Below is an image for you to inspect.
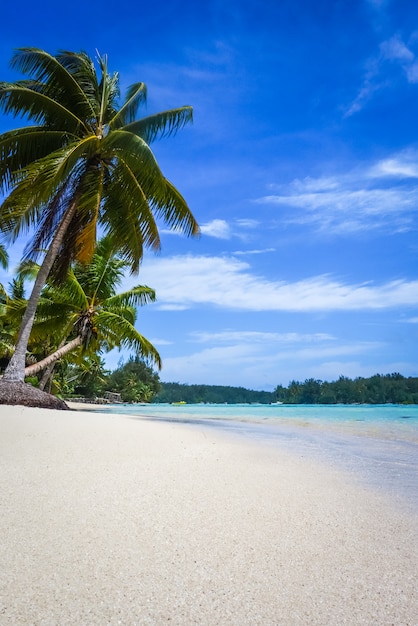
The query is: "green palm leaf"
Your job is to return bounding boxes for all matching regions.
[0,83,88,133]
[0,128,75,191]
[109,82,147,128]
[103,285,156,309]
[95,310,161,367]
[10,48,97,124]
[121,106,193,143]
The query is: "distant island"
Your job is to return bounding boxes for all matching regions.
[153,374,418,405]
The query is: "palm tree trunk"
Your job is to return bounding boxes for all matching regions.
[24,336,82,377]
[2,201,78,382]
[38,362,56,392]
[38,338,67,391]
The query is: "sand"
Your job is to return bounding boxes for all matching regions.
[0,405,417,625]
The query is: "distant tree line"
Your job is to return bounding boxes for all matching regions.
[275,373,418,405]
[22,360,417,405]
[71,371,418,404]
[153,383,275,404]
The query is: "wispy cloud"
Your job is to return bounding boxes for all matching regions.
[368,149,418,178]
[200,218,261,240]
[256,153,418,235]
[148,337,173,346]
[235,219,259,229]
[158,339,383,387]
[346,34,418,115]
[190,330,335,344]
[233,248,276,256]
[136,254,418,312]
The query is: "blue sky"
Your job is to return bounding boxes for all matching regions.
[1,0,418,390]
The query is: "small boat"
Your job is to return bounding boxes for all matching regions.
[171,401,187,405]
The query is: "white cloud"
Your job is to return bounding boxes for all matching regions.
[380,36,414,63]
[190,330,335,344]
[158,340,383,387]
[199,218,263,241]
[136,254,418,312]
[156,304,189,311]
[346,34,418,115]
[369,151,418,178]
[256,157,418,235]
[406,61,418,83]
[235,219,259,229]
[233,248,276,256]
[149,337,173,346]
[200,219,231,239]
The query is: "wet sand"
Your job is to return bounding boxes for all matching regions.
[0,404,417,625]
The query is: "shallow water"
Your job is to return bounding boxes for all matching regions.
[87,403,418,513]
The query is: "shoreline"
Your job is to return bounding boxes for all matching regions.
[1,404,417,625]
[68,400,418,515]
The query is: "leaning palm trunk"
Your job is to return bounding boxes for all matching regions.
[2,202,78,382]
[25,335,82,377]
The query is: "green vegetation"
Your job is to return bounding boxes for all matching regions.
[0,237,160,391]
[0,48,198,396]
[275,374,418,404]
[153,375,418,404]
[45,356,160,403]
[105,357,161,403]
[153,382,275,404]
[21,237,160,382]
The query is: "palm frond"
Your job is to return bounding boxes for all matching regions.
[29,307,77,343]
[103,285,156,309]
[14,177,72,256]
[1,138,99,251]
[16,258,40,282]
[0,82,88,133]
[108,82,147,128]
[75,253,125,301]
[120,106,193,143]
[43,269,89,310]
[0,127,75,192]
[153,177,200,237]
[101,170,157,270]
[56,50,100,117]
[72,166,104,265]
[2,296,27,317]
[96,53,120,126]
[95,310,161,368]
[10,48,97,125]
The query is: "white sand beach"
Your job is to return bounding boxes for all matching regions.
[0,404,417,625]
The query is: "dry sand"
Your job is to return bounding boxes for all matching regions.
[0,405,417,626]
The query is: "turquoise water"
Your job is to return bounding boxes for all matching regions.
[93,402,418,443]
[88,403,418,512]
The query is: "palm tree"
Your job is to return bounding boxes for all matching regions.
[7,238,161,385]
[0,48,198,396]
